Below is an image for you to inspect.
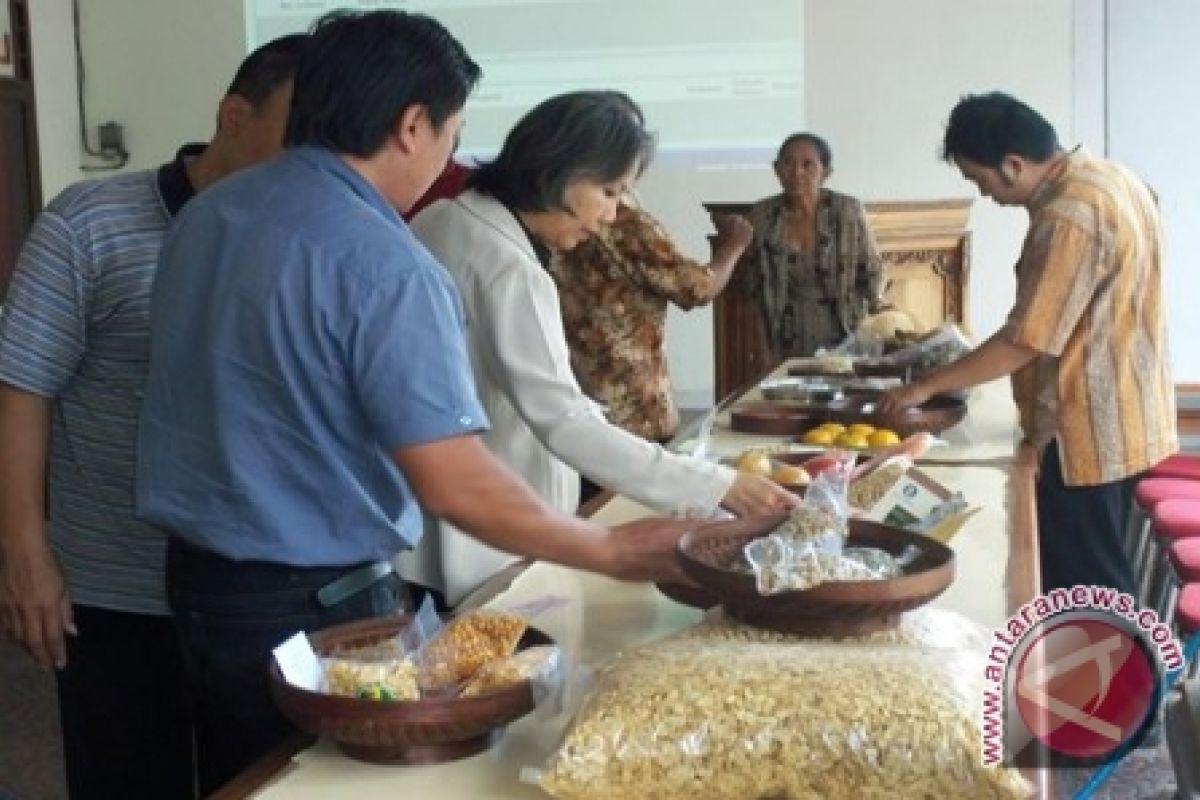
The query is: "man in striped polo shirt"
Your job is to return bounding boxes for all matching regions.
[0,35,306,799]
[882,92,1177,597]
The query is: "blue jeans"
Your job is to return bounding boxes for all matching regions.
[166,539,406,796]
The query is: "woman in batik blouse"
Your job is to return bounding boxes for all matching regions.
[550,204,751,443]
[744,132,886,358]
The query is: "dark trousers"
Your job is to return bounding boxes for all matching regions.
[1037,442,1140,596]
[166,540,406,796]
[55,605,195,800]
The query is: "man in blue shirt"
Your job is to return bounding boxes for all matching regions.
[137,10,693,792]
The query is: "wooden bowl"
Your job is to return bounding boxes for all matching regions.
[269,615,552,765]
[655,581,720,610]
[677,516,954,636]
[824,393,967,437]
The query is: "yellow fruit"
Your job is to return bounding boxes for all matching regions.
[735,450,773,476]
[834,431,870,450]
[772,464,810,486]
[802,428,836,447]
[817,422,846,436]
[847,422,876,438]
[868,429,901,448]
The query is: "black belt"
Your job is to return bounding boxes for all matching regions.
[168,538,396,608]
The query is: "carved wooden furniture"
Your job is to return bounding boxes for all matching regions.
[705,198,972,401]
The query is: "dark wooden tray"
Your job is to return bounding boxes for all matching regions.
[824,393,968,437]
[729,401,820,435]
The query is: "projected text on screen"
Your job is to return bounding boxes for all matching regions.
[248,0,804,156]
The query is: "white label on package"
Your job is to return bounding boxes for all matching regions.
[865,470,949,530]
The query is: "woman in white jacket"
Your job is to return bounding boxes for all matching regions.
[403,91,796,603]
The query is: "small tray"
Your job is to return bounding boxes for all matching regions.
[823,394,968,437]
[759,377,844,404]
[729,402,821,435]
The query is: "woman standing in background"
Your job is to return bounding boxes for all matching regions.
[744,132,886,357]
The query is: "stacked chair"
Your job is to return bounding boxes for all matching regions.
[1129,456,1200,627]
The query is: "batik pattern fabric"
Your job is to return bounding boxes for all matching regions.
[550,203,713,441]
[743,189,885,358]
[1002,148,1177,485]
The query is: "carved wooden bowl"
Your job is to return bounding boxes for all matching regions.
[677,516,955,636]
[269,615,552,765]
[824,393,968,437]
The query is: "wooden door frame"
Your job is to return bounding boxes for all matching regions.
[0,0,43,297]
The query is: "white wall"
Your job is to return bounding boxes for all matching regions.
[29,0,245,198]
[1105,0,1200,382]
[27,0,81,197]
[650,0,1077,406]
[37,1,1188,402]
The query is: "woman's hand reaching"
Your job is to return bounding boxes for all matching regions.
[720,471,800,518]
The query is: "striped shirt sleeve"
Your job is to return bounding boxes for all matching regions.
[0,210,92,397]
[1002,215,1105,357]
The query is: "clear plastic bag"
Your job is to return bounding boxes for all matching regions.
[416,607,529,692]
[320,594,443,701]
[743,452,900,593]
[879,322,973,370]
[536,609,1031,800]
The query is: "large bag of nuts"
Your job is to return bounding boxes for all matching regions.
[536,609,1030,800]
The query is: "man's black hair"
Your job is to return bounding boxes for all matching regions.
[471,90,655,212]
[226,33,308,108]
[286,10,481,157]
[942,92,1061,168]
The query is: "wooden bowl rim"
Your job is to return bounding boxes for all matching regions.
[268,615,551,721]
[676,515,955,604]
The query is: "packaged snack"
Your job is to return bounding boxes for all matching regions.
[460,645,561,697]
[417,609,527,691]
[323,656,419,701]
[537,611,1030,800]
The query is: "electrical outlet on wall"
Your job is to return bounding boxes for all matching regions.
[98,122,125,156]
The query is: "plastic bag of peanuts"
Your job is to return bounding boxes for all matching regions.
[532,607,1031,800]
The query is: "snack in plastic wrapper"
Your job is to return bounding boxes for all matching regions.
[417,609,527,691]
[538,610,1030,800]
[849,456,911,510]
[461,644,561,698]
[324,656,419,701]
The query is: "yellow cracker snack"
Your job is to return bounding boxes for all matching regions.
[540,612,1029,800]
[461,645,559,697]
[417,610,527,691]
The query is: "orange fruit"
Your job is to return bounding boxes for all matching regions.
[735,450,773,476]
[868,429,901,448]
[834,431,870,450]
[772,464,810,486]
[802,428,836,447]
